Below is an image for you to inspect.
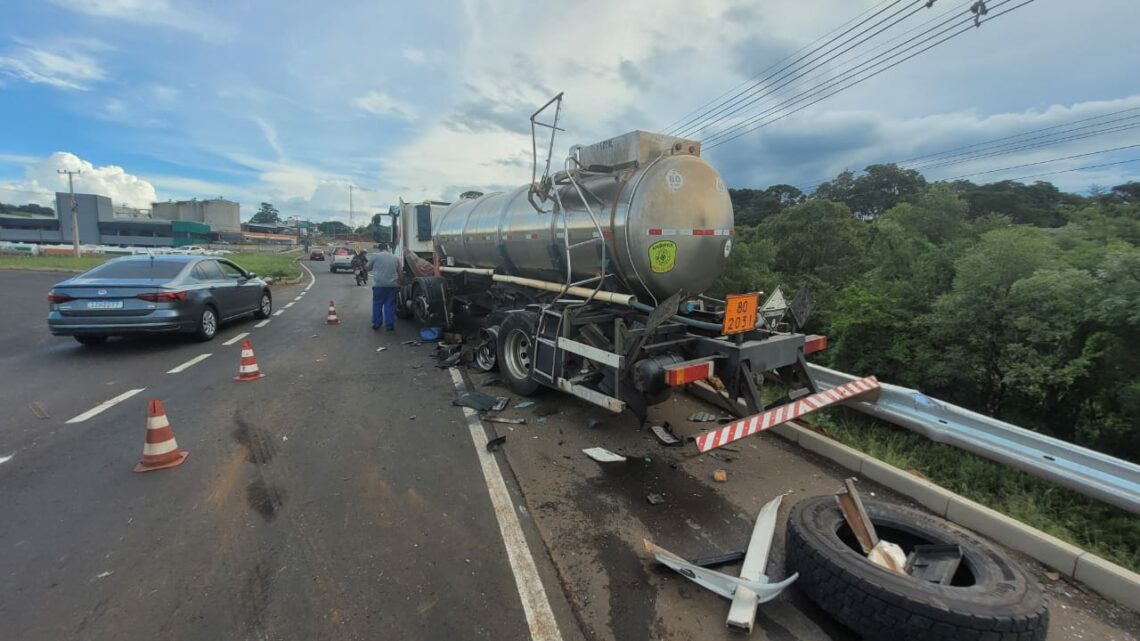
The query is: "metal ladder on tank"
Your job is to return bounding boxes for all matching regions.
[525,94,626,412]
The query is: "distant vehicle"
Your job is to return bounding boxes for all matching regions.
[329,247,354,273]
[47,255,272,345]
[309,249,326,261]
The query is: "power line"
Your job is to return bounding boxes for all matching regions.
[980,157,1140,183]
[660,0,897,133]
[669,0,918,138]
[688,0,968,140]
[944,143,1140,180]
[705,0,1037,150]
[793,106,1140,191]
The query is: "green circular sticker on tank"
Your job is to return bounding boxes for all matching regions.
[649,240,677,273]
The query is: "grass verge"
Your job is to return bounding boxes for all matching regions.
[0,252,301,280]
[816,411,1140,573]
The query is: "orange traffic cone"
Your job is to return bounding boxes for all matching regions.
[134,399,189,473]
[234,339,265,381]
[326,300,339,325]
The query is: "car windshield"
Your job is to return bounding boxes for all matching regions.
[80,260,186,280]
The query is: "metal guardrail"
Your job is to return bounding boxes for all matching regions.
[807,364,1140,515]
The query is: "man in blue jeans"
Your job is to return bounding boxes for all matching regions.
[366,243,402,331]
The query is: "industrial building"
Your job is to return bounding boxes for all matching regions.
[0,193,210,247]
[151,198,240,232]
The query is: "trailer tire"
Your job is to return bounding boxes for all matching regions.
[396,287,414,320]
[785,495,1048,641]
[497,311,540,396]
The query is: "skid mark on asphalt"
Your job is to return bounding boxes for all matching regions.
[233,415,276,464]
[246,478,285,521]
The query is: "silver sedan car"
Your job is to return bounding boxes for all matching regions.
[47,255,272,345]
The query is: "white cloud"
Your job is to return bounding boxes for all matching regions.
[0,152,157,208]
[402,47,447,66]
[0,41,107,91]
[48,0,222,35]
[352,91,415,120]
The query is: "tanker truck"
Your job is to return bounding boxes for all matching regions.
[387,97,826,425]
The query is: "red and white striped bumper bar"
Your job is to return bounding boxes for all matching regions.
[693,376,880,453]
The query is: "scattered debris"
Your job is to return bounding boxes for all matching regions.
[905,544,963,585]
[95,571,113,579]
[485,416,526,425]
[486,435,507,452]
[651,422,682,446]
[376,347,387,352]
[835,478,907,576]
[453,391,510,411]
[481,375,502,386]
[536,417,548,424]
[402,339,422,346]
[646,495,796,631]
[436,352,462,368]
[533,404,559,417]
[30,402,49,419]
[646,493,666,505]
[712,469,728,483]
[282,435,288,441]
[721,445,741,453]
[582,447,626,463]
[688,411,719,422]
[1044,571,1060,582]
[691,551,746,568]
[514,400,535,409]
[587,418,603,429]
[443,332,464,343]
[408,415,417,421]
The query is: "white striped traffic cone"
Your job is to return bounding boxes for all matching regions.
[326,300,339,325]
[134,399,189,473]
[234,338,265,381]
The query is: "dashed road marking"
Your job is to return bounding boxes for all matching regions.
[66,388,146,424]
[284,302,295,309]
[167,353,212,374]
[255,319,271,328]
[293,296,302,302]
[273,310,285,317]
[223,332,250,346]
[447,367,563,641]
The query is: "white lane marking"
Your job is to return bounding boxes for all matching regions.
[255,319,271,328]
[447,368,563,641]
[284,302,295,308]
[273,309,285,316]
[223,332,250,346]
[293,296,302,302]
[0,454,13,465]
[66,388,146,424]
[167,353,212,374]
[300,261,315,291]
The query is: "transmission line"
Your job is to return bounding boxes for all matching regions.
[704,0,1036,150]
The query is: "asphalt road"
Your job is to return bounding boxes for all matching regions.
[0,264,580,641]
[2,263,1137,641]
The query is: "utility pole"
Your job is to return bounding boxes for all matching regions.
[58,169,82,256]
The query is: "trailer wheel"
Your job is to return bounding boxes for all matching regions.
[395,287,414,320]
[497,311,540,396]
[785,495,1048,641]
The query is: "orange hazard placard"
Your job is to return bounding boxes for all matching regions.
[722,293,759,335]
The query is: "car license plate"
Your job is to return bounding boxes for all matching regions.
[87,300,124,309]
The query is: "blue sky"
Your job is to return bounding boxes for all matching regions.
[2,0,1138,224]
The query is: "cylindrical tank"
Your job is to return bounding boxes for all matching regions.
[433,152,734,303]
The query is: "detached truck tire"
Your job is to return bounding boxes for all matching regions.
[785,495,1048,641]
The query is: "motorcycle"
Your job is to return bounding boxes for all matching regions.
[354,264,368,286]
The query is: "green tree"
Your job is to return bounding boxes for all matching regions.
[814,163,926,219]
[250,202,280,224]
[316,220,350,235]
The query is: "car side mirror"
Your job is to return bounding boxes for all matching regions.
[246,272,257,279]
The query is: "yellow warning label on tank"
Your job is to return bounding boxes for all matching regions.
[649,240,677,273]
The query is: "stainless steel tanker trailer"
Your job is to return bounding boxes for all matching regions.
[386,97,829,429]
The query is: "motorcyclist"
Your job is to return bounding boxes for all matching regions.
[351,250,368,284]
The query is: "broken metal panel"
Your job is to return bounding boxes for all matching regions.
[693,376,881,452]
[644,539,798,602]
[726,494,786,631]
